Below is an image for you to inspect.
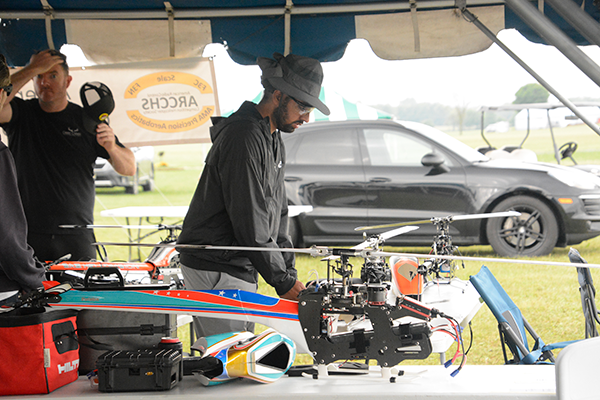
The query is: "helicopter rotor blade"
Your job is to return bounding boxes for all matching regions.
[61,224,182,230]
[353,226,420,250]
[93,242,332,257]
[366,250,600,269]
[321,226,420,260]
[380,225,420,241]
[354,219,431,232]
[354,211,521,231]
[450,211,520,221]
[93,241,600,269]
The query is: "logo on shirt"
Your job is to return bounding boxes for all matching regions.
[124,72,215,134]
[62,127,82,137]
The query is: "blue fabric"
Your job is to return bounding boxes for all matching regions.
[470,265,582,365]
[470,266,530,355]
[3,1,599,67]
[505,0,600,46]
[0,19,67,67]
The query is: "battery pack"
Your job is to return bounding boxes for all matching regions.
[96,349,181,392]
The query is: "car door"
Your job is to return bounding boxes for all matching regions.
[284,126,369,245]
[360,125,474,244]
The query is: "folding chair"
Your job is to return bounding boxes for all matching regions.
[470,265,579,364]
[569,247,600,338]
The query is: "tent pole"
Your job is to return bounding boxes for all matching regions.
[165,2,175,58]
[40,0,55,49]
[410,0,421,53]
[547,109,561,164]
[543,0,600,48]
[504,0,600,90]
[519,109,530,148]
[284,0,293,55]
[460,7,600,137]
[2,1,506,20]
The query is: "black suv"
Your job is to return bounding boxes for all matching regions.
[283,120,600,257]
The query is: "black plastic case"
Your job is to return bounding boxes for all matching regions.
[96,349,181,392]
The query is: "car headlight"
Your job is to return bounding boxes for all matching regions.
[548,168,600,190]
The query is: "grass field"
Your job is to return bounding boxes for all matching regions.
[93,122,600,366]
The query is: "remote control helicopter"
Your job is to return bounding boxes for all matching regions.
[9,211,600,381]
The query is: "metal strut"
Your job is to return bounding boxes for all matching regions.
[459,6,600,137]
[544,0,600,47]
[504,0,600,90]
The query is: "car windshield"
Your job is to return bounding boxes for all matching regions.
[399,121,488,163]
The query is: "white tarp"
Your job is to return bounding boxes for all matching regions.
[65,20,212,65]
[355,6,504,60]
[11,57,219,146]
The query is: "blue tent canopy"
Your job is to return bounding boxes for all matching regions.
[1,1,598,67]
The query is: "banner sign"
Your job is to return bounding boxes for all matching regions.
[13,57,219,147]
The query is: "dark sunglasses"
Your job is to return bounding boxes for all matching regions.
[288,95,315,115]
[1,83,12,96]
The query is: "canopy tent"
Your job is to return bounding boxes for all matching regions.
[3,0,600,138]
[1,0,599,68]
[311,87,394,122]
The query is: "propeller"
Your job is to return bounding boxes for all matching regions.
[354,211,521,232]
[321,225,419,261]
[92,241,600,269]
[94,241,333,257]
[60,224,182,230]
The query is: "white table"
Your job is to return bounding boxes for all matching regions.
[99,206,188,261]
[99,205,313,261]
[5,365,556,400]
[100,205,313,220]
[100,206,190,220]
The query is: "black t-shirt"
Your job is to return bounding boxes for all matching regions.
[2,98,113,234]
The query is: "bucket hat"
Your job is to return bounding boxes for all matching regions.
[258,53,330,115]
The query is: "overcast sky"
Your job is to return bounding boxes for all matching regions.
[64,29,600,113]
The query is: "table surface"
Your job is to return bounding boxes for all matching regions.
[100,206,190,218]
[5,365,557,400]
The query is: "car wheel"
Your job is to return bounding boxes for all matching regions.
[288,217,303,247]
[142,164,155,192]
[486,195,559,257]
[125,170,140,195]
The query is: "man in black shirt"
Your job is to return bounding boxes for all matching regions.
[0,49,135,262]
[177,53,330,337]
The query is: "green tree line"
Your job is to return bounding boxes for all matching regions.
[373,84,598,131]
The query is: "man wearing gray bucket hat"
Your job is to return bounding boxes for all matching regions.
[178,53,329,337]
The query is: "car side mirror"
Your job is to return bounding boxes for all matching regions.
[421,152,450,175]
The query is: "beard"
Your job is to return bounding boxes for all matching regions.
[273,96,303,133]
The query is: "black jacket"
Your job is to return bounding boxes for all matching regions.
[177,102,297,296]
[0,141,45,293]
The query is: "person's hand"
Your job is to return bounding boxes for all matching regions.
[280,279,306,301]
[95,123,117,150]
[28,50,65,75]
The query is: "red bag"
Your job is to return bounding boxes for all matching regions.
[0,308,79,395]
